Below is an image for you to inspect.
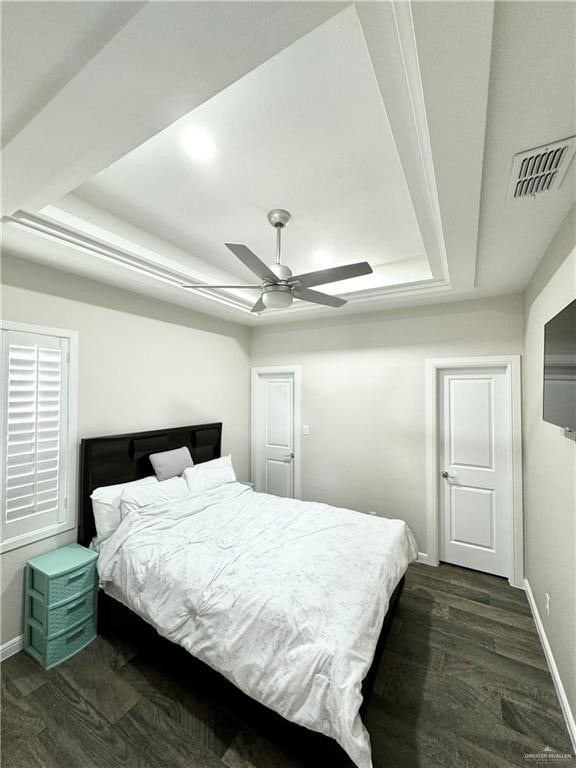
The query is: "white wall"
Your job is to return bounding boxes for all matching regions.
[523,205,576,726]
[251,294,524,551]
[0,255,251,646]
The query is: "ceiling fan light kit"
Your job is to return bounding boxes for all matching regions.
[181,209,373,312]
[262,284,293,309]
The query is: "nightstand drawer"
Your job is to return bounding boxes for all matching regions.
[31,562,97,606]
[26,615,96,670]
[25,545,99,670]
[29,587,96,637]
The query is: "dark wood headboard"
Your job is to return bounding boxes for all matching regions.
[78,423,222,546]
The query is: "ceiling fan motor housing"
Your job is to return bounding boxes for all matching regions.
[268,263,292,281]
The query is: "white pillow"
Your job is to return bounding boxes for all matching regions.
[120,476,189,517]
[183,455,236,496]
[91,476,157,541]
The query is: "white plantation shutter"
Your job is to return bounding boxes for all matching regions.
[1,325,78,552]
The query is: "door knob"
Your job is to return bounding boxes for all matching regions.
[284,452,294,462]
[441,471,449,479]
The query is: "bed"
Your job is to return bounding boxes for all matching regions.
[78,423,417,768]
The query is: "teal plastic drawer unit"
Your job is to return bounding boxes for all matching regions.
[24,544,98,669]
[29,586,96,637]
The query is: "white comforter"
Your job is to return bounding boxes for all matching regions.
[97,483,417,767]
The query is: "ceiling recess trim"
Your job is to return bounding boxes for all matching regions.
[3,211,253,313]
[390,1,449,284]
[356,1,449,286]
[4,210,450,320]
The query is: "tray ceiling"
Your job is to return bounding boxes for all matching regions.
[3,1,573,325]
[73,7,428,294]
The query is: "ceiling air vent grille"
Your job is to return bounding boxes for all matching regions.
[507,136,576,200]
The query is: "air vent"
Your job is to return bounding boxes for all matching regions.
[507,136,576,200]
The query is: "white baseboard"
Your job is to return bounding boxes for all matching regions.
[416,552,436,565]
[0,634,23,662]
[524,578,576,752]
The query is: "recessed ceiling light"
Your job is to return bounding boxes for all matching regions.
[181,128,217,163]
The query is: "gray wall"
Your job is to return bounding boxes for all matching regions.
[523,205,576,722]
[0,255,251,646]
[251,294,525,550]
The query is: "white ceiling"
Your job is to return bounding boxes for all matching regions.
[1,1,141,146]
[74,7,428,293]
[1,1,575,325]
[475,1,576,293]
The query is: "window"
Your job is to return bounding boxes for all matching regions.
[0,322,78,552]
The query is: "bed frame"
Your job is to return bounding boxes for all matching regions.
[78,423,404,763]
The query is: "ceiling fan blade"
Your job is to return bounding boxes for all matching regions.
[250,296,266,313]
[225,243,278,282]
[293,286,346,308]
[290,261,372,288]
[181,284,261,289]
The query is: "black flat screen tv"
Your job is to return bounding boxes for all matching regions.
[543,298,576,431]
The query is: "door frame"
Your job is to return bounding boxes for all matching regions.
[251,365,302,499]
[425,355,523,588]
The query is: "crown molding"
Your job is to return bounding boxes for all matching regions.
[4,210,451,323]
[3,210,254,315]
[356,1,449,286]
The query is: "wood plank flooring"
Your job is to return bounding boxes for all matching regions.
[2,563,574,768]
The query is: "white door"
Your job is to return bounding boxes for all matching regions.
[252,368,300,497]
[439,368,511,576]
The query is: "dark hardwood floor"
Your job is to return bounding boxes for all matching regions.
[2,563,574,768]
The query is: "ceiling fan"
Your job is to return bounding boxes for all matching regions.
[181,209,373,312]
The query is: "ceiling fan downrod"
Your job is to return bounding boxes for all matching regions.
[267,208,291,266]
[276,226,281,265]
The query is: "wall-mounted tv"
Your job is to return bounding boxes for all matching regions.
[543,297,576,431]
